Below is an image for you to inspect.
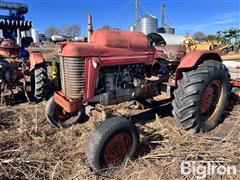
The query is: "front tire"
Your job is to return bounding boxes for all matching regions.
[45,96,83,128]
[86,117,139,171]
[172,60,230,132]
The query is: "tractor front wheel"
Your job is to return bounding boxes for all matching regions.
[45,96,84,128]
[86,117,139,170]
[172,60,230,132]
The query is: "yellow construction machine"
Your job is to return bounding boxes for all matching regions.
[183,36,215,52]
[183,36,237,56]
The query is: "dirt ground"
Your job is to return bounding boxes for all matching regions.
[0,100,239,180]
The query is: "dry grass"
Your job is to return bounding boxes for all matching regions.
[0,102,239,180]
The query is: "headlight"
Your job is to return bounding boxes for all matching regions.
[92,58,99,69]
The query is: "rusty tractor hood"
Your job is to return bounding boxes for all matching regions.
[59,30,154,57]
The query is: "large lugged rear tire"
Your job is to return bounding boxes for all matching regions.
[86,117,139,171]
[33,63,48,100]
[172,60,230,132]
[45,96,84,128]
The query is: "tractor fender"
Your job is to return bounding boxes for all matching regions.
[175,51,222,84]
[29,51,45,71]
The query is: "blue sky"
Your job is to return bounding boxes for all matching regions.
[3,0,240,36]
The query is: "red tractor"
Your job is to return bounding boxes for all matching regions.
[45,29,230,170]
[0,39,48,104]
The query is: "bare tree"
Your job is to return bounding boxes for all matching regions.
[99,25,121,31]
[184,30,192,37]
[206,34,217,41]
[45,26,60,36]
[62,25,81,37]
[101,24,112,30]
[113,27,121,30]
[193,31,206,42]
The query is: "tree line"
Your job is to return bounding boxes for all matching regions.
[45,24,224,43]
[186,31,221,42]
[45,25,81,37]
[45,24,120,37]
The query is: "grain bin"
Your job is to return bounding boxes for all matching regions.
[158,25,175,34]
[135,14,158,35]
[129,25,135,32]
[25,30,31,37]
[31,28,39,43]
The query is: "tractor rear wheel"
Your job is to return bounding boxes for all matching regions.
[45,96,84,128]
[32,63,49,100]
[86,117,139,170]
[172,60,230,132]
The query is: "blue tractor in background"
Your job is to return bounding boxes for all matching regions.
[0,0,33,58]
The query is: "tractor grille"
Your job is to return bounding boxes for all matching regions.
[60,57,85,99]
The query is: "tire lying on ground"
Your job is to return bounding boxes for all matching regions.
[172,60,230,133]
[45,96,84,128]
[86,116,139,171]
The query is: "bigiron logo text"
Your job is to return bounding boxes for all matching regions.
[180,161,237,179]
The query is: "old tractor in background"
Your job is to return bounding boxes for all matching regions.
[0,39,48,105]
[183,31,240,58]
[217,29,240,49]
[183,36,215,52]
[0,1,49,104]
[45,19,230,170]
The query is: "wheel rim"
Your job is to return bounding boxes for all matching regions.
[200,80,222,117]
[54,105,77,123]
[103,132,132,165]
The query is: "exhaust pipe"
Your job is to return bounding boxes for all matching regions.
[87,13,93,42]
